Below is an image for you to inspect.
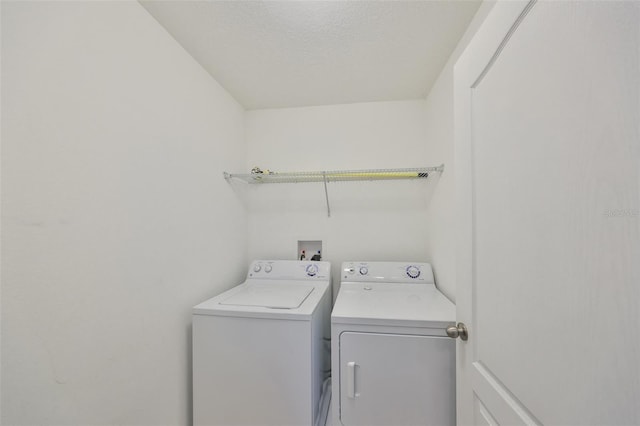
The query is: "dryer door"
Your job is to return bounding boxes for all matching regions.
[339,332,455,426]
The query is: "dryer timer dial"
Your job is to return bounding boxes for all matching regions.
[406,266,421,279]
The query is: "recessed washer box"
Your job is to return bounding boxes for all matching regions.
[297,240,322,260]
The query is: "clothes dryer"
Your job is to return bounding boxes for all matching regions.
[193,260,331,426]
[331,261,455,426]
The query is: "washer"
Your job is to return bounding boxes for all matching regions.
[331,261,456,426]
[193,260,331,426]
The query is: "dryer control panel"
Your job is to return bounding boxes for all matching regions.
[341,261,434,284]
[248,260,331,280]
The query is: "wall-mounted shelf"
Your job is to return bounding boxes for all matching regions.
[224,166,444,184]
[223,165,444,217]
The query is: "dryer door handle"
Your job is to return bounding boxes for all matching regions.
[347,361,357,398]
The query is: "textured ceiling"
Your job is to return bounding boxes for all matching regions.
[139,1,481,110]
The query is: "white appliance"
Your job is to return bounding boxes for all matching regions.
[193,260,332,426]
[331,261,456,426]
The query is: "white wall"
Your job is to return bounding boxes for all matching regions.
[244,100,437,293]
[422,1,495,301]
[1,2,246,424]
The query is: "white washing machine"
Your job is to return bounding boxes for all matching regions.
[193,260,332,426]
[331,261,456,426]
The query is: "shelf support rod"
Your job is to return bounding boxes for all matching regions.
[322,171,331,218]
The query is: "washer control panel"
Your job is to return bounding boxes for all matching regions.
[341,261,434,284]
[248,260,330,280]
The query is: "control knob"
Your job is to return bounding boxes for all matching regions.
[406,266,421,279]
[253,264,262,273]
[306,264,318,277]
[359,266,368,275]
[264,264,272,273]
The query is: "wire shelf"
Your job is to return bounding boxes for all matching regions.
[223,165,444,217]
[224,165,444,184]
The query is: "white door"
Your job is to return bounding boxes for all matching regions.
[339,332,455,425]
[454,1,639,425]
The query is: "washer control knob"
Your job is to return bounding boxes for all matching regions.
[253,264,262,273]
[264,264,272,273]
[306,264,318,277]
[359,266,368,275]
[406,266,421,279]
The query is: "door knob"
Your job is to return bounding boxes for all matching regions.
[446,322,468,341]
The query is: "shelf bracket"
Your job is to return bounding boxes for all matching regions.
[322,171,331,218]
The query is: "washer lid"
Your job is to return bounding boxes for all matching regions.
[219,283,315,309]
